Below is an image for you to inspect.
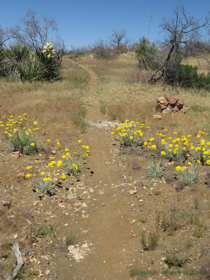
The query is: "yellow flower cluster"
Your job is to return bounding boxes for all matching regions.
[0,113,40,138]
[24,138,90,184]
[111,120,149,146]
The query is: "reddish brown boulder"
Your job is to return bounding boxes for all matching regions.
[157,97,169,106]
[172,106,179,112]
[160,104,168,110]
[166,96,177,105]
[176,99,184,108]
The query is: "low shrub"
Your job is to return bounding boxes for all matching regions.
[140,231,158,250]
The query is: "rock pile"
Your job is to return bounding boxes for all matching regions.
[156,96,188,113]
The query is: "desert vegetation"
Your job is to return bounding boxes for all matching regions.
[1,3,210,280]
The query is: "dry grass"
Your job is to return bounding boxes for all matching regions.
[0,59,90,146]
[73,55,210,135]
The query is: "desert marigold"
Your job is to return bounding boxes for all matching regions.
[25,173,31,178]
[62,175,66,180]
[72,163,78,169]
[175,166,182,171]
[161,151,165,156]
[57,160,62,167]
[31,143,35,146]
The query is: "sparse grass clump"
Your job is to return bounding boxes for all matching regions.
[140,231,158,250]
[165,249,190,268]
[37,225,55,237]
[65,231,77,245]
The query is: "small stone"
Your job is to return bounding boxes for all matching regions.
[89,188,94,193]
[12,151,21,158]
[64,224,68,226]
[153,115,162,119]
[99,191,104,195]
[46,269,50,275]
[14,233,18,239]
[17,172,25,179]
[22,257,27,262]
[67,205,72,210]
[129,190,137,194]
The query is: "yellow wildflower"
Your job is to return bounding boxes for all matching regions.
[57,160,62,167]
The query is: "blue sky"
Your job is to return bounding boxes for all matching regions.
[1,0,210,50]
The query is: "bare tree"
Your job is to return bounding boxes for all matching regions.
[109,28,130,49]
[9,10,59,54]
[148,3,210,84]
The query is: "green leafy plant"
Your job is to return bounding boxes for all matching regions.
[10,130,37,155]
[147,161,165,179]
[35,180,53,195]
[156,125,164,129]
[170,122,178,127]
[179,164,199,186]
[135,37,159,70]
[65,158,82,176]
[17,57,43,82]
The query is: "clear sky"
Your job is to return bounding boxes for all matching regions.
[1,0,210,50]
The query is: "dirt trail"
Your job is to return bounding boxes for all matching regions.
[71,61,101,122]
[56,61,135,279]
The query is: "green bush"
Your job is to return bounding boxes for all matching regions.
[94,49,113,60]
[165,54,210,90]
[17,57,43,82]
[135,37,159,70]
[0,42,61,82]
[7,44,29,62]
